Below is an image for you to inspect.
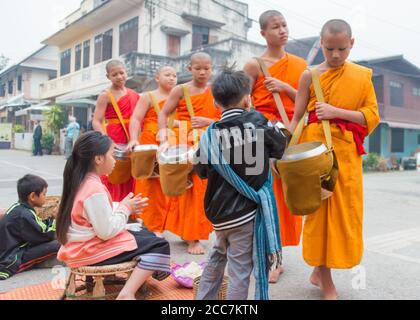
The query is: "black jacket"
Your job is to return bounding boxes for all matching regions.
[33,125,42,140]
[195,109,286,230]
[0,202,56,280]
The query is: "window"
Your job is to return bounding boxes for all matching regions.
[83,40,91,68]
[391,128,404,153]
[60,49,71,76]
[0,84,5,97]
[369,126,381,154]
[102,29,113,61]
[94,35,103,64]
[8,80,13,94]
[372,76,384,104]
[418,134,420,145]
[412,87,420,97]
[167,35,181,57]
[119,17,139,56]
[390,81,404,107]
[75,44,82,71]
[95,29,113,64]
[192,25,209,49]
[17,76,22,91]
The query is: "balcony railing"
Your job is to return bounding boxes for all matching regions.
[40,47,232,100]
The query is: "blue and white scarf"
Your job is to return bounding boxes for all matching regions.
[200,123,282,300]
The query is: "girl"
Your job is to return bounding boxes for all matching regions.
[56,132,171,300]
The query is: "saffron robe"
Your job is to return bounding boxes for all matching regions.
[134,99,169,233]
[164,88,221,241]
[252,53,307,246]
[301,61,380,268]
[101,88,139,202]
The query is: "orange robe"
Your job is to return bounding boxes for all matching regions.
[164,88,221,241]
[252,53,307,246]
[134,100,168,233]
[301,62,380,268]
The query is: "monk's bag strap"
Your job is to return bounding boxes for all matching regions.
[107,90,132,185]
[276,68,339,216]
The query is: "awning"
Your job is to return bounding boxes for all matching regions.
[384,121,420,130]
[0,94,25,110]
[56,83,109,103]
[57,99,97,107]
[15,103,51,117]
[161,26,190,37]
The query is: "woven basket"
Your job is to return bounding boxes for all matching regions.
[36,196,61,220]
[71,261,137,277]
[193,276,228,300]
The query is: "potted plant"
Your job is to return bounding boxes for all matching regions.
[44,105,66,154]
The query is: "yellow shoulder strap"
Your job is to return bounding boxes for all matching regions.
[310,69,332,150]
[255,57,290,128]
[181,84,199,145]
[148,91,177,130]
[107,90,130,141]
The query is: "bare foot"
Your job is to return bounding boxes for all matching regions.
[269,265,285,284]
[187,241,205,255]
[116,293,137,300]
[322,285,338,300]
[310,268,321,288]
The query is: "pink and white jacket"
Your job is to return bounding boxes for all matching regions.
[58,174,137,268]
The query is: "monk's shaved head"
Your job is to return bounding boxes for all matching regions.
[321,19,353,38]
[190,52,212,65]
[106,59,125,73]
[156,66,176,76]
[259,10,284,30]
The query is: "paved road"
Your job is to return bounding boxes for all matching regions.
[0,150,419,299]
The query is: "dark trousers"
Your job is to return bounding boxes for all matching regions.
[18,240,60,273]
[33,139,43,156]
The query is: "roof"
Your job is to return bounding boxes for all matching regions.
[286,36,324,65]
[357,55,420,78]
[0,46,52,77]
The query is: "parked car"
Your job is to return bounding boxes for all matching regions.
[402,156,417,170]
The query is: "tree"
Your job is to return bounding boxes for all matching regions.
[44,105,66,154]
[0,54,9,72]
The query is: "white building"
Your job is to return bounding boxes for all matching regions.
[39,0,262,125]
[0,46,58,130]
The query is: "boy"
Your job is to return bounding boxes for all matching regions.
[158,53,220,255]
[244,10,307,283]
[93,60,140,201]
[290,19,380,300]
[128,66,178,238]
[0,175,59,280]
[195,69,287,300]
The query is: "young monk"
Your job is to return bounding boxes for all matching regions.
[290,19,380,300]
[127,66,178,238]
[244,10,307,283]
[158,53,221,255]
[92,60,139,202]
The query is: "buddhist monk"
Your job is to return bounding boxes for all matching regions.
[244,10,307,283]
[128,66,178,238]
[290,19,380,300]
[158,52,220,255]
[93,60,139,201]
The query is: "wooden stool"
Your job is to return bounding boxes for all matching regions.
[63,261,142,300]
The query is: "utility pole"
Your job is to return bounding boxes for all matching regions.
[145,0,156,77]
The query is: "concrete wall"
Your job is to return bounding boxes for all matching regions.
[14,133,33,151]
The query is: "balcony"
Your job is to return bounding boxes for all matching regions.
[40,47,232,100]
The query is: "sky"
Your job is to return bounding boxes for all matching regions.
[1,0,419,68]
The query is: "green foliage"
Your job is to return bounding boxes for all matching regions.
[13,124,25,133]
[366,153,380,170]
[44,105,66,135]
[0,54,9,72]
[41,132,55,154]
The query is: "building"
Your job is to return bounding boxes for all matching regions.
[0,46,57,131]
[39,0,254,126]
[359,56,420,160]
